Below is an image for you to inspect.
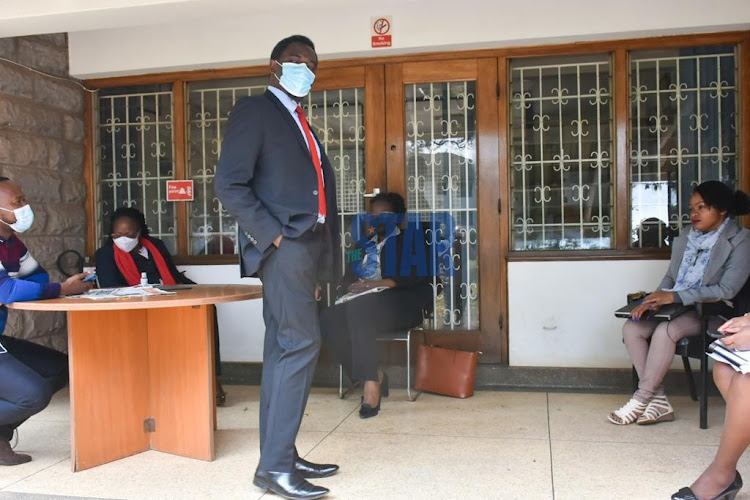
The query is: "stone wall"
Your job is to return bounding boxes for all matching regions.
[0,34,86,351]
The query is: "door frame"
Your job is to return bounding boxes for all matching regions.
[383,59,505,363]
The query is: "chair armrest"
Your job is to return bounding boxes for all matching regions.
[694,299,731,318]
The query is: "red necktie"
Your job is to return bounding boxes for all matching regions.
[295,105,326,219]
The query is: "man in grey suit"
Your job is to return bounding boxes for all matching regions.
[215,35,340,500]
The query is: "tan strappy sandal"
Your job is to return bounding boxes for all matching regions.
[637,394,674,425]
[608,398,648,425]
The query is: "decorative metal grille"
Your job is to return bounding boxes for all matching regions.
[630,47,738,248]
[96,85,176,253]
[187,77,268,256]
[509,56,614,251]
[302,88,366,276]
[405,81,478,330]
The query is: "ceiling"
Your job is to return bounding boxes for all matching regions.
[0,0,387,38]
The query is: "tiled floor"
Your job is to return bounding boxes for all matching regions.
[1,386,748,500]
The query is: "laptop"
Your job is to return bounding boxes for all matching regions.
[614,301,692,320]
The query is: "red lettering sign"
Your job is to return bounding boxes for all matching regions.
[371,17,392,48]
[166,180,194,201]
[371,35,392,48]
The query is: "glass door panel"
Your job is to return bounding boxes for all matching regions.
[404,81,479,330]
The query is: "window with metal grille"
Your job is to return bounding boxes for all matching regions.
[509,55,614,251]
[629,46,738,248]
[95,85,176,253]
[94,81,365,267]
[186,77,268,256]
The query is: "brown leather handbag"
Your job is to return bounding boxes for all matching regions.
[414,344,480,398]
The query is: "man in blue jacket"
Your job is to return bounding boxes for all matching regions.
[0,177,92,465]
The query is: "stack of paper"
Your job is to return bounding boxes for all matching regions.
[74,286,176,300]
[334,286,389,305]
[708,339,750,374]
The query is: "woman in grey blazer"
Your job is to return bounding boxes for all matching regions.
[609,181,750,426]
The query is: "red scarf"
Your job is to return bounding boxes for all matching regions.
[113,237,177,286]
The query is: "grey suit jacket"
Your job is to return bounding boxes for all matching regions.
[215,90,340,280]
[658,219,750,305]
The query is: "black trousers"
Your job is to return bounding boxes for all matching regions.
[320,285,431,382]
[256,228,325,472]
[0,336,68,441]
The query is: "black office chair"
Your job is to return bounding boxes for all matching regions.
[338,303,432,402]
[630,277,750,429]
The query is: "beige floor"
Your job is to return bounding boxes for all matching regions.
[0,386,748,500]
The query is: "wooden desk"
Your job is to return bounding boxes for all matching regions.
[8,284,262,471]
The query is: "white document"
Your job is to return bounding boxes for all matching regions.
[334,286,389,305]
[74,285,176,300]
[707,340,750,375]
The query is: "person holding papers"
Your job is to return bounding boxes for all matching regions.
[672,315,750,500]
[94,206,227,406]
[609,181,750,426]
[320,192,432,419]
[0,177,92,465]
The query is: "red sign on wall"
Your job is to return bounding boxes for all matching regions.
[371,16,392,48]
[166,180,194,201]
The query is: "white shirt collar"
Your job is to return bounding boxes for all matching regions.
[268,86,300,114]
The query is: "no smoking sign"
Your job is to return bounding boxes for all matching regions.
[371,16,392,48]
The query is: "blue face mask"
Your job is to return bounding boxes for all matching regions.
[274,60,316,98]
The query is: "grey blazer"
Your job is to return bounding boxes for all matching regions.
[215,90,340,280]
[658,219,750,305]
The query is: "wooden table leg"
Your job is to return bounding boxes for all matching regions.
[146,305,215,461]
[67,310,151,472]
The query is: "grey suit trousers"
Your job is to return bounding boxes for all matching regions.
[256,228,325,472]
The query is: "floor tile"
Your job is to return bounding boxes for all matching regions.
[217,386,359,433]
[0,493,114,499]
[5,386,744,500]
[549,393,726,446]
[335,390,550,440]
[0,421,70,490]
[3,430,328,500]
[551,439,750,500]
[307,432,552,500]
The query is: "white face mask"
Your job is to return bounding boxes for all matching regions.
[113,234,140,253]
[274,60,316,98]
[0,204,34,233]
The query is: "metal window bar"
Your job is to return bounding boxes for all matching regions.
[405,81,478,330]
[509,58,613,251]
[187,83,267,255]
[629,49,738,247]
[96,90,175,252]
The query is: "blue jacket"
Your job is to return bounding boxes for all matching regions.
[0,235,61,334]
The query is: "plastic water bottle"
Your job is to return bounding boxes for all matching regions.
[140,272,148,286]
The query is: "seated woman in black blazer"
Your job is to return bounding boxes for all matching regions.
[320,192,432,419]
[95,207,227,406]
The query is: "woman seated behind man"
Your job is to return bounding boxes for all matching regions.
[672,315,750,500]
[321,192,432,419]
[94,206,227,406]
[610,181,750,426]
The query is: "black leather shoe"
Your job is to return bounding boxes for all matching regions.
[294,456,339,479]
[359,371,389,419]
[671,471,743,500]
[253,469,329,499]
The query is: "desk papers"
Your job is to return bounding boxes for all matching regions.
[73,286,176,300]
[708,339,750,374]
[334,286,389,305]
